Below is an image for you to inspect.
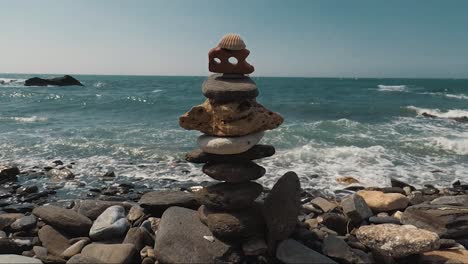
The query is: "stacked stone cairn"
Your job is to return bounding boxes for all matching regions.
[179,34,295,255]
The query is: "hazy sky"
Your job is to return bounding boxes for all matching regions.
[1,0,467,78]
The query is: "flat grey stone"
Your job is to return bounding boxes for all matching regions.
[202,73,258,102]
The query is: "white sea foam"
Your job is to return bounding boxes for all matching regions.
[0,116,49,123]
[377,85,407,92]
[445,93,468,100]
[406,106,468,119]
[430,136,468,155]
[0,78,26,87]
[152,89,163,93]
[93,82,106,88]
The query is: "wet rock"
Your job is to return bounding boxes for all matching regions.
[10,215,37,231]
[123,227,153,252]
[0,166,20,184]
[356,224,440,258]
[0,254,43,264]
[202,161,266,182]
[419,249,468,264]
[357,190,409,212]
[196,182,263,210]
[16,186,39,195]
[3,203,35,213]
[205,207,264,240]
[89,205,130,241]
[25,75,83,87]
[38,225,71,256]
[186,145,275,163]
[390,178,415,191]
[276,239,337,264]
[380,187,406,195]
[61,239,90,259]
[341,194,373,224]
[322,235,373,264]
[263,171,301,251]
[321,213,349,236]
[154,207,242,263]
[310,197,337,213]
[336,176,360,185]
[33,205,92,236]
[47,168,74,182]
[401,203,468,238]
[80,243,138,264]
[138,190,198,217]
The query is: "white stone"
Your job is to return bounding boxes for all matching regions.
[197,131,264,155]
[89,205,129,241]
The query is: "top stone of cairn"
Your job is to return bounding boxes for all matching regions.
[209,34,254,75]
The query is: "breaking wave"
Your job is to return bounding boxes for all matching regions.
[377,85,407,92]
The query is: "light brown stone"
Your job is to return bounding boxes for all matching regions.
[419,249,468,264]
[179,99,283,136]
[357,190,409,212]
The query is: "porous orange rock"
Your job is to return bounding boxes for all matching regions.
[179,99,283,136]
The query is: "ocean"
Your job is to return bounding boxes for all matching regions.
[1,74,467,197]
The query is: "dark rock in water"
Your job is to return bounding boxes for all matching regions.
[10,215,37,231]
[33,205,92,236]
[0,167,20,184]
[401,203,468,238]
[186,145,275,164]
[276,239,337,264]
[202,161,266,183]
[138,190,199,217]
[21,191,50,203]
[81,243,138,264]
[368,216,401,225]
[3,203,35,213]
[0,238,23,254]
[430,195,468,206]
[72,199,124,220]
[47,168,74,182]
[391,178,416,191]
[123,227,154,252]
[321,213,349,236]
[24,75,83,87]
[341,194,373,225]
[263,171,301,251]
[154,207,242,263]
[196,182,263,210]
[322,235,373,264]
[38,225,71,256]
[205,206,264,241]
[380,187,406,195]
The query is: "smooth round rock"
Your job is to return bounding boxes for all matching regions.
[205,207,264,241]
[202,161,266,183]
[89,205,130,241]
[196,182,263,210]
[197,131,264,155]
[202,73,258,102]
[186,145,275,164]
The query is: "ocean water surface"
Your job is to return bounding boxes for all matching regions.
[1,74,467,196]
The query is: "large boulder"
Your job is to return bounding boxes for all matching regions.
[138,190,199,216]
[154,207,242,263]
[38,225,71,256]
[80,243,138,264]
[401,203,468,238]
[24,75,83,87]
[33,205,92,236]
[263,171,301,251]
[356,224,440,258]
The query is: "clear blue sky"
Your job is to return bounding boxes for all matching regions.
[1,0,467,78]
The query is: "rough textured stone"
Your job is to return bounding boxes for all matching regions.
[357,190,409,212]
[202,73,257,102]
[276,239,337,264]
[61,239,90,259]
[419,249,468,264]
[208,48,254,75]
[263,171,301,250]
[89,205,130,241]
[80,243,138,264]
[186,144,275,164]
[197,131,264,154]
[401,203,468,238]
[154,207,242,263]
[202,161,266,183]
[33,206,92,236]
[123,227,153,252]
[341,194,373,224]
[356,224,440,258]
[181,99,283,137]
[72,200,124,220]
[138,190,198,217]
[322,235,372,264]
[310,197,337,213]
[196,182,263,210]
[205,207,264,240]
[38,225,71,256]
[0,255,43,264]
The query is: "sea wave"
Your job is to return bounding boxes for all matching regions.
[0,78,26,87]
[377,85,407,92]
[93,82,106,88]
[406,106,468,119]
[430,136,468,155]
[421,92,468,100]
[0,116,48,123]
